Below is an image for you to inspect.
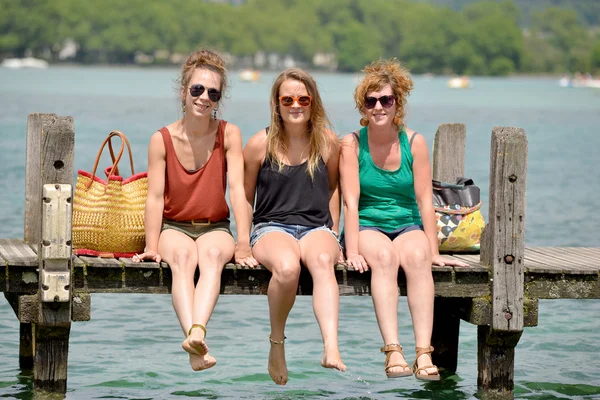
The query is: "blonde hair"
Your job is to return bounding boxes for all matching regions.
[268,68,336,179]
[179,50,227,109]
[354,59,413,129]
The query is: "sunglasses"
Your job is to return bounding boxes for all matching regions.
[279,95,312,108]
[189,84,222,102]
[364,95,395,109]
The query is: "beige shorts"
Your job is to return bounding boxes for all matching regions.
[161,219,232,241]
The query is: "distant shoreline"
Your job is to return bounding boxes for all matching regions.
[0,62,572,79]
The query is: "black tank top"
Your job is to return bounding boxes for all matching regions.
[253,155,333,228]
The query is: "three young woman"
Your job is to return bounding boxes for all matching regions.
[135,51,462,382]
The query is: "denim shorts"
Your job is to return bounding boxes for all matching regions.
[250,221,338,247]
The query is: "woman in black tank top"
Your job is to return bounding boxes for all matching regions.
[241,68,346,385]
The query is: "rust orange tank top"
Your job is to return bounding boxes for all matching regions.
[160,120,229,222]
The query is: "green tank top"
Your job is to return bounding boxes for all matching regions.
[357,126,422,231]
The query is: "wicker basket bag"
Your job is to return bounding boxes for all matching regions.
[73,131,148,258]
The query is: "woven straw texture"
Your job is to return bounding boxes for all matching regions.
[72,131,147,257]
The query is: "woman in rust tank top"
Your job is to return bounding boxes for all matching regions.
[242,68,346,385]
[133,50,256,372]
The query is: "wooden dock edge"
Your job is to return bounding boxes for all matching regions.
[6,114,596,399]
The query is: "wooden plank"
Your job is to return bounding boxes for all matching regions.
[78,256,123,267]
[523,250,585,274]
[432,123,466,182]
[529,247,598,268]
[526,248,597,273]
[551,247,600,262]
[534,247,600,270]
[0,238,37,266]
[483,126,527,332]
[525,273,599,299]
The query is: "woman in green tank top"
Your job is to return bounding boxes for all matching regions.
[339,59,468,381]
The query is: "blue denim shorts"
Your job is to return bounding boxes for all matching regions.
[250,221,338,247]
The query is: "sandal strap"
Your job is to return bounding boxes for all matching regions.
[414,365,439,376]
[415,345,434,359]
[385,362,410,372]
[269,334,286,345]
[380,343,403,353]
[188,323,206,338]
[413,345,439,375]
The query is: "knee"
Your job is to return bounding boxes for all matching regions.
[272,259,300,285]
[173,248,192,266]
[205,247,224,263]
[373,248,398,270]
[312,252,333,272]
[403,247,431,270]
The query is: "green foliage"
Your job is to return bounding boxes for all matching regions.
[0,0,597,75]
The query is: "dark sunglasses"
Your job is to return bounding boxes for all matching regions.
[279,95,312,108]
[365,95,395,109]
[189,84,222,102]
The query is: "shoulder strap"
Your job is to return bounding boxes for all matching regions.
[409,132,420,148]
[265,126,269,135]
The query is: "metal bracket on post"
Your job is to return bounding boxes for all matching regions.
[40,184,72,303]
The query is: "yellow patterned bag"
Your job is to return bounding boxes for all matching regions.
[433,178,485,253]
[73,131,148,258]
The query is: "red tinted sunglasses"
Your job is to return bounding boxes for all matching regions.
[365,95,395,109]
[279,95,312,108]
[189,84,222,102]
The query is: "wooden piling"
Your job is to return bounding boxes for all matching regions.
[430,123,466,373]
[24,113,75,393]
[478,126,528,398]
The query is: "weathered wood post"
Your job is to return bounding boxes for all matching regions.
[23,113,75,393]
[478,126,527,399]
[430,123,466,373]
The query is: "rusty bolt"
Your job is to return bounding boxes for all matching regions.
[505,312,512,320]
[504,254,514,264]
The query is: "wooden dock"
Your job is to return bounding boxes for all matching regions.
[2,114,598,399]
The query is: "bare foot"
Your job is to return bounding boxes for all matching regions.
[182,327,209,355]
[268,342,288,385]
[415,353,439,378]
[189,352,216,371]
[321,348,347,372]
[387,351,412,375]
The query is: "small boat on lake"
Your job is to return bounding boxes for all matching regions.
[447,76,471,89]
[240,69,260,82]
[1,57,49,69]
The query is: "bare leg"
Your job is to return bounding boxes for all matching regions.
[299,230,346,371]
[184,230,235,371]
[158,230,208,370]
[252,232,301,385]
[359,230,411,376]
[393,230,438,377]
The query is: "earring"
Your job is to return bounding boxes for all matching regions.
[393,115,400,126]
[182,104,186,113]
[212,107,218,120]
[360,117,369,127]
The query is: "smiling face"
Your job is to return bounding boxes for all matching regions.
[278,79,312,127]
[363,84,397,128]
[181,68,222,118]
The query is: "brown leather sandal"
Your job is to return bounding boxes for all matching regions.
[413,345,441,381]
[380,343,412,378]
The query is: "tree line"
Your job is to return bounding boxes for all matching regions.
[1,0,599,75]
